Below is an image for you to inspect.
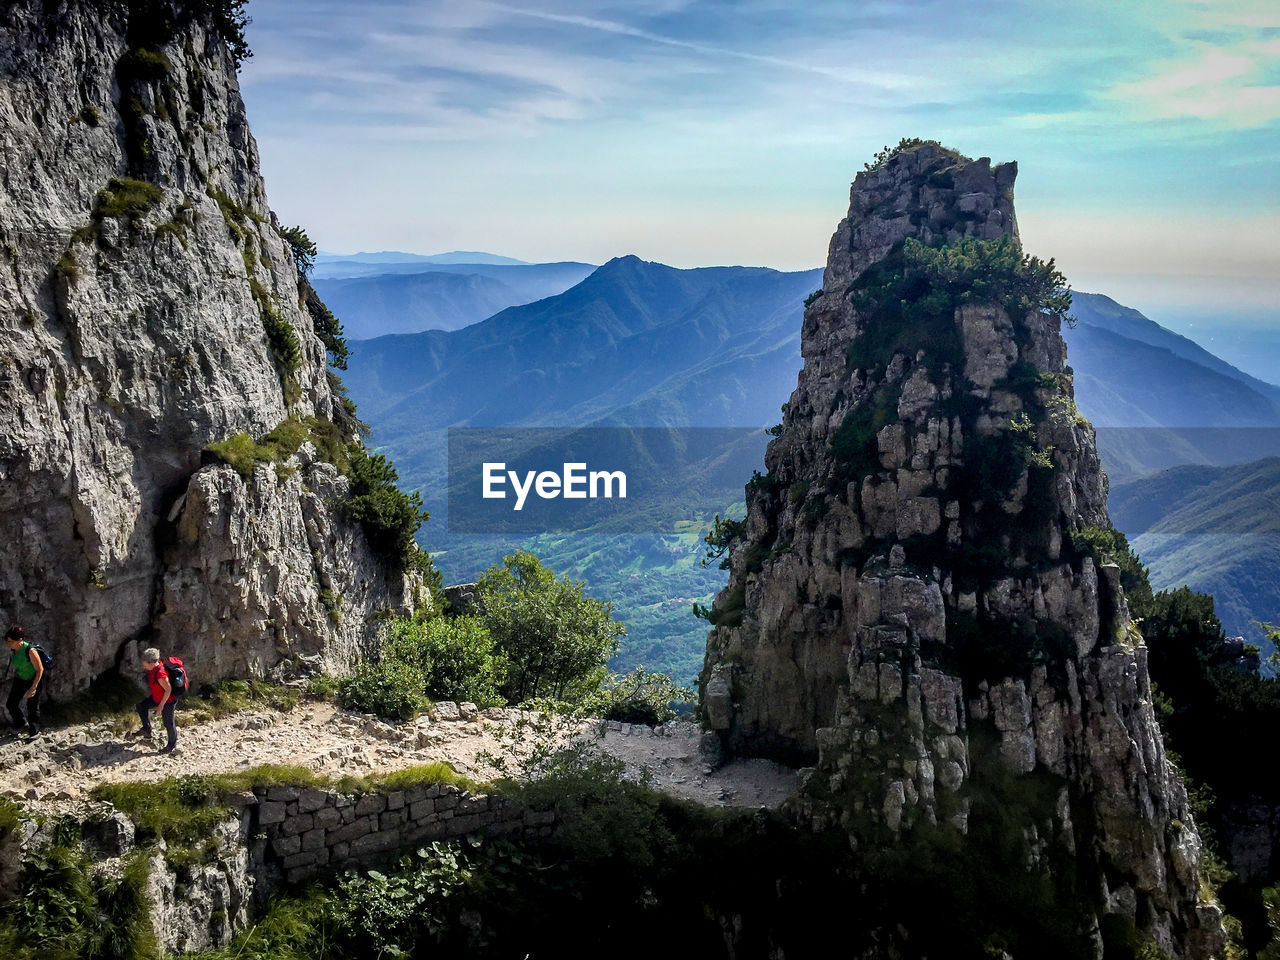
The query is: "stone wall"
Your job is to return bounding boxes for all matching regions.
[242,781,557,890]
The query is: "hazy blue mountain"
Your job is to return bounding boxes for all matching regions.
[315,272,526,338]
[346,256,822,429]
[316,250,527,266]
[1065,323,1280,427]
[317,261,601,340]
[1183,323,1280,387]
[1069,293,1280,407]
[312,262,599,337]
[1063,294,1280,482]
[313,260,595,290]
[1110,457,1280,658]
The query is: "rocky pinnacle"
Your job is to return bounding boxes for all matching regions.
[699,142,1224,956]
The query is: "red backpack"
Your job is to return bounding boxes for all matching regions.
[165,656,189,696]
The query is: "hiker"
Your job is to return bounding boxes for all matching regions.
[130,647,178,754]
[5,625,43,737]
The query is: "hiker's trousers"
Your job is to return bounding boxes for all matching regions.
[7,677,40,733]
[137,697,177,748]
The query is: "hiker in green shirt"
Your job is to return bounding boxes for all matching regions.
[5,625,43,737]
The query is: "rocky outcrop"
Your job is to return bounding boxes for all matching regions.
[0,0,418,692]
[699,142,1224,956]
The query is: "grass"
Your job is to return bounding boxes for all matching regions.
[181,678,301,723]
[91,762,482,847]
[184,889,330,960]
[0,795,24,837]
[55,251,82,283]
[95,177,164,222]
[206,416,348,480]
[208,185,265,239]
[90,765,327,845]
[336,761,481,796]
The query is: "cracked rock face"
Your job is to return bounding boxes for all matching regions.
[0,1,417,692]
[699,143,1223,956]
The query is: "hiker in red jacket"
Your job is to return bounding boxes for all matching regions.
[129,647,178,754]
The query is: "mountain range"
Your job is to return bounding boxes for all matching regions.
[316,250,529,268]
[338,258,1280,677]
[312,262,597,338]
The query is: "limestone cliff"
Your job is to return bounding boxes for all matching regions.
[0,0,419,693]
[700,142,1224,956]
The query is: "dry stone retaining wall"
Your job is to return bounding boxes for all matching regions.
[242,782,558,889]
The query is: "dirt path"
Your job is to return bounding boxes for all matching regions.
[0,700,798,813]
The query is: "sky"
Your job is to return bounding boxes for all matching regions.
[238,0,1280,323]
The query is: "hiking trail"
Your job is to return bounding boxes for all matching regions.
[0,699,798,815]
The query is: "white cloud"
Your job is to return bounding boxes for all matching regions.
[1103,6,1280,128]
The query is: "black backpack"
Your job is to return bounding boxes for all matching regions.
[24,642,51,668]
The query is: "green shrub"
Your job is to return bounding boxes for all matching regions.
[515,746,669,871]
[701,513,745,569]
[0,840,158,960]
[703,584,745,628]
[343,445,429,572]
[258,297,302,375]
[11,842,95,942]
[385,615,505,707]
[328,843,473,956]
[55,251,82,283]
[1069,525,1153,614]
[479,550,624,703]
[327,370,363,434]
[0,795,23,838]
[846,235,1069,378]
[863,137,959,172]
[581,666,695,724]
[87,853,160,960]
[831,382,900,481]
[337,658,429,721]
[306,673,340,700]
